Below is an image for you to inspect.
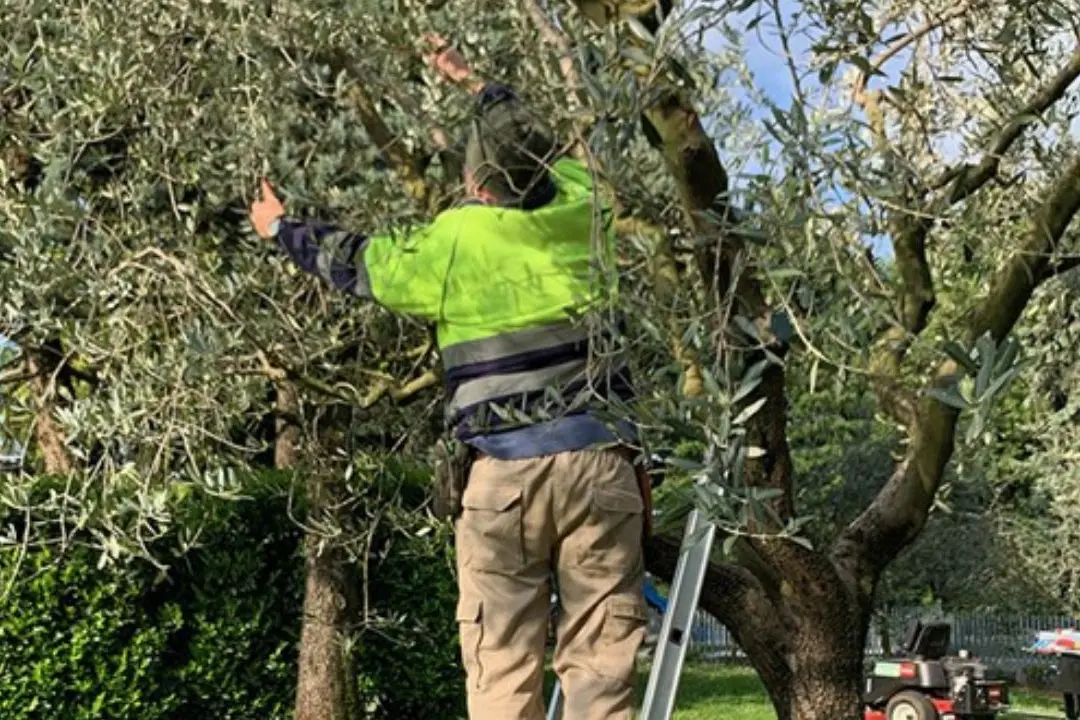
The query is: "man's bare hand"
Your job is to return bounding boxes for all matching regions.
[421,33,484,93]
[250,178,284,240]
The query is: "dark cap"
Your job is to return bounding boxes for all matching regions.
[465,84,558,208]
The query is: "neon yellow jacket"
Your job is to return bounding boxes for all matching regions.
[274,157,635,458]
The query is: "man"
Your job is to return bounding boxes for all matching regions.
[250,38,647,720]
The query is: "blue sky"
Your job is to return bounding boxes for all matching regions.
[734,0,810,110]
[700,0,898,259]
[716,0,904,121]
[701,0,825,185]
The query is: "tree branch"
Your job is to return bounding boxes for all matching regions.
[274,380,300,470]
[622,218,706,397]
[389,367,440,403]
[344,82,429,204]
[968,152,1080,341]
[256,350,364,406]
[525,0,595,162]
[524,0,585,111]
[292,46,431,204]
[0,370,36,386]
[852,5,973,103]
[933,44,1080,202]
[570,0,792,519]
[836,149,1080,584]
[867,45,1080,426]
[570,2,728,218]
[1042,253,1080,281]
[868,208,934,427]
[565,14,808,664]
[362,79,464,213]
[24,344,73,476]
[571,0,666,28]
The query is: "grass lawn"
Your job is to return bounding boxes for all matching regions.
[544,663,1067,719]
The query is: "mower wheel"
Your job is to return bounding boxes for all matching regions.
[885,691,939,720]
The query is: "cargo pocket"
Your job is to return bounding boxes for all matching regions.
[581,481,644,570]
[602,597,648,643]
[594,486,644,514]
[456,594,484,689]
[458,481,524,572]
[594,596,648,684]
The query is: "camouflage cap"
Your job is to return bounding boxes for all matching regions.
[464,85,558,207]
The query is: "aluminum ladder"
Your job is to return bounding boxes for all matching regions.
[546,508,716,719]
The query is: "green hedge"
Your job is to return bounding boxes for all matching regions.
[0,483,463,720]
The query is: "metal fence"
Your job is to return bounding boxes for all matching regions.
[648,607,1080,668]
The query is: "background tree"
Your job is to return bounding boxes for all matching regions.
[967,269,1080,614]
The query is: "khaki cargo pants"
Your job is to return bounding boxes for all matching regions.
[454,449,647,720]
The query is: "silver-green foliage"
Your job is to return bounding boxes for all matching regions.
[2,0,1078,606]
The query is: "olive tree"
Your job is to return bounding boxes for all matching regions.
[577,1,1080,717]
[1,1,450,717]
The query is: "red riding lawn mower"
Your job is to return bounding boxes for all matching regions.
[863,620,1010,720]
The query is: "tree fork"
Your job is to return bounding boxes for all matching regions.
[865,44,1080,427]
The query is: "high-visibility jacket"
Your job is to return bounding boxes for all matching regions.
[273,156,636,459]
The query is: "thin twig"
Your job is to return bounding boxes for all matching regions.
[852,4,973,102]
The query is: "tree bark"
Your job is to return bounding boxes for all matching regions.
[781,549,868,720]
[295,521,358,720]
[836,149,1080,587]
[25,343,72,476]
[278,382,359,720]
[646,531,870,719]
[646,534,794,716]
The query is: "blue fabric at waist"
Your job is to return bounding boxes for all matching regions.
[462,413,638,461]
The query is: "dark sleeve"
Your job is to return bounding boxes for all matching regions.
[273,219,373,298]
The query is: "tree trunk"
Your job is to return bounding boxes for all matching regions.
[25,344,72,475]
[646,531,874,720]
[645,534,794,716]
[746,547,869,720]
[295,522,358,720]
[275,382,359,720]
[738,574,867,720]
[785,616,866,719]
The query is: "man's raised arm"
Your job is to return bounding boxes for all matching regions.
[248,179,452,319]
[276,218,373,298]
[248,179,374,299]
[422,34,521,113]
